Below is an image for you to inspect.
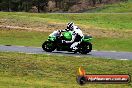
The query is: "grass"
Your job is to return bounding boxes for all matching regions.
[0,29,50,47]
[94,37,132,51]
[0,29,132,52]
[0,52,132,88]
[85,0,132,13]
[0,12,132,30]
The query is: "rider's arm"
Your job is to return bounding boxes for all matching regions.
[65,28,84,43]
[65,36,75,43]
[65,34,76,43]
[59,29,69,32]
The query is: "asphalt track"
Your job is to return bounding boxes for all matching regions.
[0,45,132,60]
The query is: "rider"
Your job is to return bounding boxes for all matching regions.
[61,22,84,51]
[49,22,84,51]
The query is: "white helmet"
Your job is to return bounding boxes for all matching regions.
[67,22,74,31]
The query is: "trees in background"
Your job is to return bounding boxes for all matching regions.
[0,0,48,12]
[0,0,31,12]
[0,0,128,12]
[0,0,11,11]
[32,0,48,12]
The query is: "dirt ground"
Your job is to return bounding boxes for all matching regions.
[0,21,132,38]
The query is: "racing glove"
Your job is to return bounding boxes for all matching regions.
[62,40,66,44]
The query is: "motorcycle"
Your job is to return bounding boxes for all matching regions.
[42,31,92,54]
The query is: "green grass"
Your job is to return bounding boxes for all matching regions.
[0,12,132,30]
[85,0,132,13]
[0,52,132,88]
[94,37,132,51]
[0,30,50,47]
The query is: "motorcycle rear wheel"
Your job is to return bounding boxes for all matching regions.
[79,42,92,54]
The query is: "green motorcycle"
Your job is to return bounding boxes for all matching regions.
[42,31,92,54]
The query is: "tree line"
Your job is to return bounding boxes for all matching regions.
[0,0,49,12]
[0,0,128,13]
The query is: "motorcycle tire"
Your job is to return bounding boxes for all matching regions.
[79,42,92,54]
[42,41,56,52]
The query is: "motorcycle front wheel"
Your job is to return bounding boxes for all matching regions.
[42,41,56,52]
